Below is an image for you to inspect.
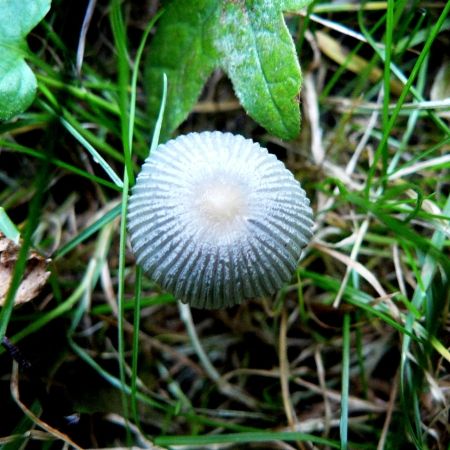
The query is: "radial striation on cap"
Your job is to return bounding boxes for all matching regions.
[127,131,314,309]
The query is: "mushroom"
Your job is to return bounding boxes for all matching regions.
[127,131,313,309]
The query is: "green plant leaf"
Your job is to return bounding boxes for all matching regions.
[145,0,218,140]
[146,0,312,140]
[0,0,51,121]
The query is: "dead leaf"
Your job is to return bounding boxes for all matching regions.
[0,233,50,307]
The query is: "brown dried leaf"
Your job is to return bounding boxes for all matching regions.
[0,233,50,307]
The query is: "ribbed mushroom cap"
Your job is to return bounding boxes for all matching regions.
[127,131,313,309]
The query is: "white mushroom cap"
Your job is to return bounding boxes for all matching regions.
[127,131,313,309]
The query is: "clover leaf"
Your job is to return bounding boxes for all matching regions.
[0,0,51,121]
[146,0,312,140]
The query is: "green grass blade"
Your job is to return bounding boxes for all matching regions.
[340,313,350,450]
[150,73,168,152]
[380,0,394,188]
[61,118,124,188]
[110,0,132,184]
[110,0,132,440]
[128,9,164,163]
[130,266,142,426]
[362,2,450,195]
[130,16,167,425]
[399,194,450,444]
[0,207,20,243]
[54,203,121,260]
[0,139,121,192]
[155,431,340,447]
[68,336,166,411]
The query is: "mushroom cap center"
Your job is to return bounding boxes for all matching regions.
[198,182,247,224]
[190,176,249,240]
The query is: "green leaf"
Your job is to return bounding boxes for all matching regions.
[145,0,218,140]
[0,0,51,121]
[146,0,312,140]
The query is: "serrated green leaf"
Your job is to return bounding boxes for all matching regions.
[0,0,51,121]
[214,0,303,140]
[145,0,312,140]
